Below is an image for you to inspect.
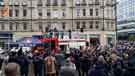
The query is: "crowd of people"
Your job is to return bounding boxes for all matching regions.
[0,40,135,76]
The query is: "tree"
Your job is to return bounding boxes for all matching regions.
[128,35,135,41]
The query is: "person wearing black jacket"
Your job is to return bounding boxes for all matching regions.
[33,52,44,76]
[16,48,29,76]
[81,55,90,76]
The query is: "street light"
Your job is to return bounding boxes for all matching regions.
[100,0,105,45]
[101,0,105,31]
[114,0,119,43]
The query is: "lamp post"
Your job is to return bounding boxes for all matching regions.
[115,0,118,44]
[100,0,105,46]
[101,0,105,31]
[72,0,73,31]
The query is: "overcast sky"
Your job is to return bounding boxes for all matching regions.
[117,0,121,2]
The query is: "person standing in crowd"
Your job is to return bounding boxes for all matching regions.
[88,55,107,76]
[80,54,90,76]
[122,62,135,76]
[60,58,76,76]
[0,56,3,70]
[65,48,71,59]
[33,50,44,76]
[8,51,17,63]
[45,52,56,76]
[111,53,123,76]
[16,48,29,76]
[55,51,65,76]
[122,49,135,76]
[4,63,20,76]
[73,49,81,76]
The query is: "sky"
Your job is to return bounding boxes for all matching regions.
[117,0,121,2]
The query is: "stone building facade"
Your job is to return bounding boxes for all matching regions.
[0,0,117,45]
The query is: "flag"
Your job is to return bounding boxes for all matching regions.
[1,0,9,17]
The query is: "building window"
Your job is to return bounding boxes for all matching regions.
[62,12,65,17]
[90,9,93,16]
[111,22,114,28]
[107,22,110,29]
[9,22,13,30]
[95,21,99,29]
[82,22,86,29]
[38,23,42,31]
[9,9,13,17]
[53,0,58,6]
[37,0,43,6]
[47,22,51,31]
[62,22,66,30]
[16,22,19,30]
[46,0,51,6]
[82,0,86,6]
[83,9,86,16]
[23,22,27,30]
[39,12,42,16]
[62,9,66,17]
[38,9,42,17]
[15,9,19,17]
[23,9,27,17]
[47,10,51,17]
[89,21,93,29]
[95,0,99,4]
[77,9,80,16]
[76,22,80,29]
[1,23,5,30]
[75,0,80,6]
[61,0,66,6]
[95,8,99,16]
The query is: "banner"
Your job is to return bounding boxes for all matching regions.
[1,0,9,17]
